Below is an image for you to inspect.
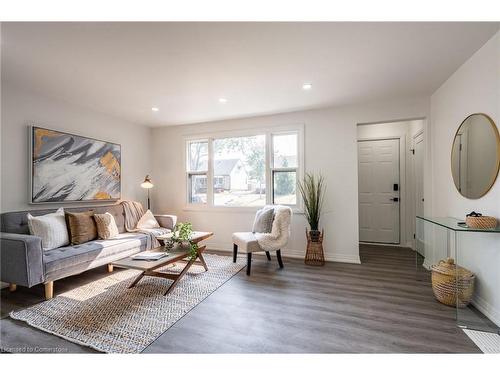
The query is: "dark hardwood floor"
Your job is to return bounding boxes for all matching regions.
[0,244,481,353]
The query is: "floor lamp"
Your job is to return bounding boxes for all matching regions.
[140,175,154,210]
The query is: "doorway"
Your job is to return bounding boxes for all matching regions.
[358,138,400,244]
[357,119,425,249]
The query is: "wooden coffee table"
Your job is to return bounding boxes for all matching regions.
[112,231,213,295]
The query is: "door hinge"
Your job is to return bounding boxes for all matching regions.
[413,233,416,239]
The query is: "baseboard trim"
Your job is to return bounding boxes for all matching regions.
[207,241,361,264]
[471,294,500,328]
[422,259,432,270]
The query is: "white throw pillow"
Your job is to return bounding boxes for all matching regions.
[27,208,70,251]
[136,209,160,230]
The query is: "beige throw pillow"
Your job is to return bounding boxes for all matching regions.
[136,209,160,230]
[27,208,70,251]
[94,212,119,239]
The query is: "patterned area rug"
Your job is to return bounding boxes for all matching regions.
[10,254,245,353]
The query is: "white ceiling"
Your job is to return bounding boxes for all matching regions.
[2,22,499,127]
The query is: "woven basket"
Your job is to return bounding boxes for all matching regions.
[305,229,325,266]
[431,258,475,308]
[465,216,497,229]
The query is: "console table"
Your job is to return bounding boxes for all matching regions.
[416,216,500,334]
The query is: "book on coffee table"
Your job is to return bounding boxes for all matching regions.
[131,252,168,261]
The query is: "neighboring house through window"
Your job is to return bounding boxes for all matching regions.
[186,126,303,208]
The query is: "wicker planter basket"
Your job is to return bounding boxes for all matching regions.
[465,215,497,229]
[305,229,325,266]
[431,258,475,308]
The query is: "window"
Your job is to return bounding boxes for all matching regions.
[213,135,266,207]
[186,128,302,208]
[187,140,208,204]
[272,133,298,205]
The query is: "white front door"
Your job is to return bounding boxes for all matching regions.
[358,139,400,244]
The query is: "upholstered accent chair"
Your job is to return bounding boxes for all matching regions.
[232,205,292,275]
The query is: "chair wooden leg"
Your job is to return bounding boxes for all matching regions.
[276,249,284,269]
[246,253,252,276]
[233,244,238,263]
[44,281,54,300]
[107,264,114,273]
[9,283,17,292]
[265,251,271,261]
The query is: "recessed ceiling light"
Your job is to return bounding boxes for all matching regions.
[151,107,159,112]
[218,98,227,103]
[302,83,312,90]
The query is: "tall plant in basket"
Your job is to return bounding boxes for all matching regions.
[298,173,326,266]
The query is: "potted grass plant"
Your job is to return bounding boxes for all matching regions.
[298,173,326,265]
[298,173,326,241]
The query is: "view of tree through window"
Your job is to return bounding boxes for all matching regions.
[213,135,266,206]
[186,131,300,207]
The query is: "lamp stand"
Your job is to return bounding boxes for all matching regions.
[147,189,151,210]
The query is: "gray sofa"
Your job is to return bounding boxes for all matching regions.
[0,204,176,299]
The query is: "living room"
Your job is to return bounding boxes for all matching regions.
[1,1,500,372]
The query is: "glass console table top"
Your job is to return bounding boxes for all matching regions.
[417,216,500,233]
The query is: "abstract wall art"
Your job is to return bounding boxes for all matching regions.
[31,126,121,203]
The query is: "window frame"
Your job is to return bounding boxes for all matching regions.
[184,125,304,212]
[270,132,299,205]
[186,139,209,205]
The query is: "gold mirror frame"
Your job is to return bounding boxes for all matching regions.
[451,113,500,199]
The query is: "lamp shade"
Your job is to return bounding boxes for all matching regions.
[140,175,154,189]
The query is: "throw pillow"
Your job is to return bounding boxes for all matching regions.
[27,208,70,251]
[136,209,160,230]
[65,210,97,245]
[252,207,275,233]
[94,212,119,239]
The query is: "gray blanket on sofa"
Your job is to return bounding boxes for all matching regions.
[120,200,171,250]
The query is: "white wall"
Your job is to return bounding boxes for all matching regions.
[0,84,153,212]
[152,96,429,264]
[430,31,500,325]
[357,120,424,249]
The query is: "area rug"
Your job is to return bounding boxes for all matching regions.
[10,254,245,353]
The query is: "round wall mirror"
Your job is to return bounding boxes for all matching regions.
[451,113,500,199]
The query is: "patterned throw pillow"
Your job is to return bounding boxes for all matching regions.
[136,209,160,230]
[65,210,97,245]
[93,212,119,239]
[27,208,70,251]
[252,207,275,233]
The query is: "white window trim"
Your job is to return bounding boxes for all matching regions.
[183,124,304,213]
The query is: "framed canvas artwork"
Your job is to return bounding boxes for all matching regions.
[30,126,121,203]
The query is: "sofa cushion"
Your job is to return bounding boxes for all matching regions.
[43,232,148,274]
[65,210,97,245]
[137,210,160,230]
[1,204,127,235]
[94,212,120,239]
[27,208,70,251]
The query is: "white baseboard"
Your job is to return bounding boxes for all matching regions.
[206,241,361,264]
[422,259,432,270]
[471,294,500,328]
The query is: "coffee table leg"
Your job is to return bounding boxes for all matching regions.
[164,257,196,295]
[129,271,145,288]
[197,252,208,271]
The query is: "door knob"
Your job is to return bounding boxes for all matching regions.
[390,197,399,202]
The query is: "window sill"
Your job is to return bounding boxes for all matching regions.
[183,205,304,214]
